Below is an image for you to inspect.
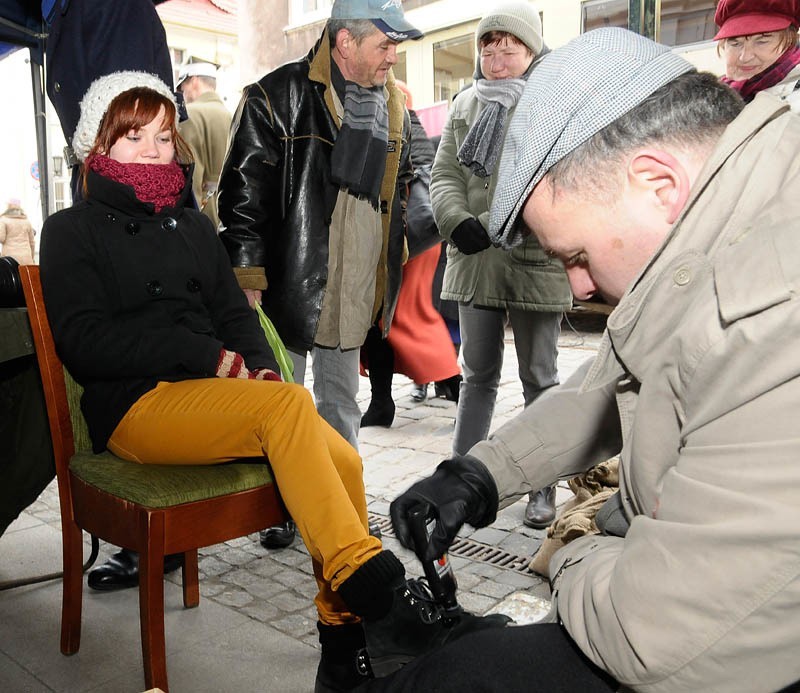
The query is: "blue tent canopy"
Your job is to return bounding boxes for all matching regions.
[0,0,49,62]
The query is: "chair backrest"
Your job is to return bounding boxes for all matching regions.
[18,266,88,481]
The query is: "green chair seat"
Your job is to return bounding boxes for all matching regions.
[69,452,273,508]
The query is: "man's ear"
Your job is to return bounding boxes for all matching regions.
[335,28,352,59]
[627,148,691,225]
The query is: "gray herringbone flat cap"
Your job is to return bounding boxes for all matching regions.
[488,27,694,248]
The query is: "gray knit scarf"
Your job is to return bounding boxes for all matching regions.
[457,77,526,178]
[330,60,389,209]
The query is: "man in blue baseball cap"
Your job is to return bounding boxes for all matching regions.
[381,26,800,693]
[218,4,509,692]
[331,0,423,42]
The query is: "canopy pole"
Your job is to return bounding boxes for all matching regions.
[30,49,50,222]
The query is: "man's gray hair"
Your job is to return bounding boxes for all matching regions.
[195,75,217,90]
[327,18,379,48]
[546,72,744,199]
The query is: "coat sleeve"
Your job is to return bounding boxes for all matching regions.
[550,295,800,690]
[217,84,281,289]
[430,101,474,242]
[468,358,623,508]
[206,229,279,373]
[40,211,222,381]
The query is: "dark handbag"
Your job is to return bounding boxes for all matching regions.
[0,257,24,308]
[406,166,443,258]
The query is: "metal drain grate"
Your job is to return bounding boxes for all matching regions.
[368,513,535,575]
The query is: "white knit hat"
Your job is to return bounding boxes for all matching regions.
[72,71,176,163]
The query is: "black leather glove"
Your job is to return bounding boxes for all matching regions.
[390,455,499,561]
[450,218,492,255]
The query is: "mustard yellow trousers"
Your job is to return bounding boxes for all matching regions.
[107,378,382,625]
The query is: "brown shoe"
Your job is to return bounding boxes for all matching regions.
[523,486,556,529]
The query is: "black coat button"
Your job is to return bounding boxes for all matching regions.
[380,201,388,214]
[106,213,116,222]
[146,280,163,297]
[161,217,177,231]
[186,278,202,293]
[125,221,140,235]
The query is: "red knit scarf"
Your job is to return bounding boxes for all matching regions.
[88,154,185,211]
[722,45,800,103]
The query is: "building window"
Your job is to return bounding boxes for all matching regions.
[660,0,717,46]
[433,33,474,103]
[582,0,717,45]
[290,0,333,25]
[582,0,627,32]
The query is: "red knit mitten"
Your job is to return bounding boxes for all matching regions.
[251,368,282,382]
[216,348,252,379]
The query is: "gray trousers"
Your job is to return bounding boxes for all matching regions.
[288,344,361,451]
[452,302,561,456]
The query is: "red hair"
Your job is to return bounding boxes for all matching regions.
[85,87,192,164]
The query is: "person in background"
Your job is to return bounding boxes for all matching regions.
[430,2,572,531]
[40,71,508,693]
[0,200,36,266]
[217,0,419,550]
[360,80,461,427]
[715,0,800,108]
[378,27,800,693]
[176,61,232,230]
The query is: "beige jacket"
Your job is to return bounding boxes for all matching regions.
[0,213,35,265]
[471,96,800,692]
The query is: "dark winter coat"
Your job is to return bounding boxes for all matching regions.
[40,168,276,452]
[217,31,411,352]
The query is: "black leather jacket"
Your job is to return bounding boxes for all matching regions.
[218,31,411,352]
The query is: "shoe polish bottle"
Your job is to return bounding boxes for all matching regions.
[407,504,460,615]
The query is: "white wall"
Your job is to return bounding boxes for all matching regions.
[0,50,44,235]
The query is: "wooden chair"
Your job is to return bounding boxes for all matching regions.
[19,265,288,692]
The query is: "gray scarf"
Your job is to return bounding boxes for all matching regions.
[330,59,389,209]
[456,77,526,178]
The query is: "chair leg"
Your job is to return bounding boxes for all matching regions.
[182,549,199,608]
[140,523,169,691]
[60,520,83,655]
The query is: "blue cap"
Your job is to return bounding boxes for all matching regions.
[331,0,423,41]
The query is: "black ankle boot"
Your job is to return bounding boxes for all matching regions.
[363,578,511,677]
[87,548,183,591]
[315,622,373,692]
[360,397,395,428]
[434,374,462,402]
[337,551,511,678]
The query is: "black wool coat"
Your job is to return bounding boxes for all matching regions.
[40,169,277,452]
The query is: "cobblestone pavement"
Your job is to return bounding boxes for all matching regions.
[21,313,605,654]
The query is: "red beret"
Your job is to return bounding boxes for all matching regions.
[714,0,800,40]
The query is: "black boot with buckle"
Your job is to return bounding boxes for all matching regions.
[338,551,511,678]
[315,622,373,692]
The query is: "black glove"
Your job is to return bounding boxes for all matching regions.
[390,456,499,561]
[450,218,492,255]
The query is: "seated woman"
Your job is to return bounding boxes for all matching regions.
[39,71,507,692]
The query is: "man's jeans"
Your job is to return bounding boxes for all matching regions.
[289,344,361,450]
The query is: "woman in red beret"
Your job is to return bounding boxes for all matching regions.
[715,0,800,107]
